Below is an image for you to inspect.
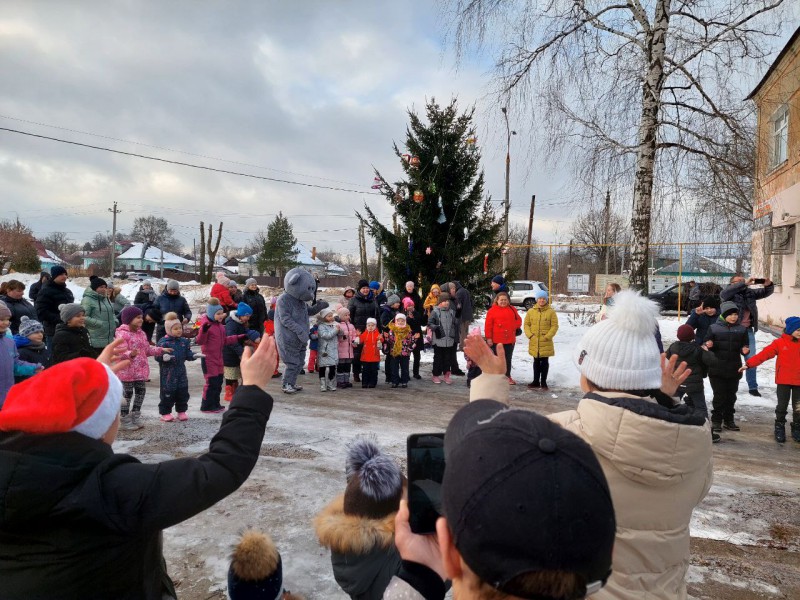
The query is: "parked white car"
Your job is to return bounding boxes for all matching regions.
[509,280,548,309]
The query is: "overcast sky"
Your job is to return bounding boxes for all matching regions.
[1,3,797,258]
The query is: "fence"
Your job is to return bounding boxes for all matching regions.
[505,241,751,319]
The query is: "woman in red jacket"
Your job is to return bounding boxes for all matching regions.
[743,316,800,443]
[484,291,522,384]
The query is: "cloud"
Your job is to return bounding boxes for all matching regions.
[0,1,571,254]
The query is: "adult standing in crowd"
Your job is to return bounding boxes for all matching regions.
[422,284,440,319]
[720,274,774,396]
[442,282,467,376]
[598,282,621,321]
[243,278,267,336]
[348,279,379,383]
[687,280,701,310]
[0,280,36,335]
[399,281,423,315]
[109,286,130,318]
[81,276,116,357]
[133,280,157,309]
[27,271,50,303]
[488,274,508,305]
[156,280,192,339]
[34,265,74,348]
[451,281,473,351]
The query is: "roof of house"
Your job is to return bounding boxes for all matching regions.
[116,242,192,264]
[240,243,324,267]
[33,240,63,263]
[747,25,800,100]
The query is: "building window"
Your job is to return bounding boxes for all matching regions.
[771,105,789,168]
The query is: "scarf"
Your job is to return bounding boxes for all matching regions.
[388,322,411,357]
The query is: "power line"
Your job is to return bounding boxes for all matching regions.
[0,126,382,196]
[0,114,370,189]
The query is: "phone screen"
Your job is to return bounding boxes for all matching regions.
[753,278,766,284]
[407,433,445,534]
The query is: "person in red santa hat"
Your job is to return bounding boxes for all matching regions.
[0,336,278,599]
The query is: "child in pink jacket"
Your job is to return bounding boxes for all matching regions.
[115,306,170,430]
[336,307,358,388]
[195,299,247,413]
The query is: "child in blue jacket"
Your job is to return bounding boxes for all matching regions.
[156,316,202,422]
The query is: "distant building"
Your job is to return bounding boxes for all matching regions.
[237,243,325,277]
[748,26,800,328]
[325,263,348,277]
[32,241,64,272]
[116,243,193,272]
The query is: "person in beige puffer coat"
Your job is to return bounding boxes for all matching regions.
[466,290,713,600]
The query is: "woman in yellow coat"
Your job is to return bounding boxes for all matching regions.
[523,289,558,390]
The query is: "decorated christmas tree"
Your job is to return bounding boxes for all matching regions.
[360,99,503,296]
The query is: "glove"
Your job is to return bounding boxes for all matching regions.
[515,328,522,336]
[202,322,211,332]
[352,336,361,346]
[161,354,172,362]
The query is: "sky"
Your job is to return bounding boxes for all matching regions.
[0,2,797,259]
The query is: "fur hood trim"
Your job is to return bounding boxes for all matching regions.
[314,494,396,555]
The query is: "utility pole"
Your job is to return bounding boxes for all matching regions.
[501,107,516,274]
[604,189,611,275]
[108,201,120,278]
[524,194,536,278]
[160,246,164,279]
[568,239,573,276]
[193,238,197,277]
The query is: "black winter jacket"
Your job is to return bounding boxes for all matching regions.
[453,281,474,322]
[686,311,718,345]
[666,341,718,392]
[155,291,192,323]
[15,344,50,382]
[28,273,49,302]
[720,281,774,332]
[51,323,95,365]
[242,289,268,335]
[0,294,37,335]
[223,316,250,367]
[348,292,379,332]
[0,385,273,600]
[705,319,748,379]
[34,281,74,337]
[133,287,157,308]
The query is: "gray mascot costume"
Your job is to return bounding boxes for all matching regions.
[275,268,329,394]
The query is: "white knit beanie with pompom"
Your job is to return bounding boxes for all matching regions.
[574,290,662,390]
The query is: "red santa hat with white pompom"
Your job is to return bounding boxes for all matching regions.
[0,358,122,439]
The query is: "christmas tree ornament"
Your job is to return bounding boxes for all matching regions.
[437,196,446,224]
[393,189,404,204]
[429,181,437,194]
[432,155,440,165]
[409,156,421,169]
[413,190,424,203]
[425,246,432,255]
[466,135,477,146]
[371,176,382,189]
[463,227,468,237]
[402,153,411,163]
[483,253,489,274]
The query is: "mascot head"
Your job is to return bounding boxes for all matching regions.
[283,268,316,302]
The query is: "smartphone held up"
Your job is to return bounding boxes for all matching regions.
[407,433,445,535]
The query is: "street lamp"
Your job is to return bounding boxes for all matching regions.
[501,107,516,273]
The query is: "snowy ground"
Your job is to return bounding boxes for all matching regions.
[4,273,800,598]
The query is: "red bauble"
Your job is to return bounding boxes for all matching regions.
[413,190,424,203]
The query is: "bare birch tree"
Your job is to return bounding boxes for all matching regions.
[446,0,787,289]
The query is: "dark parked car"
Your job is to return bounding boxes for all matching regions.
[648,282,721,313]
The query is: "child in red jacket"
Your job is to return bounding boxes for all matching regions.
[357,318,382,388]
[484,291,522,384]
[743,316,800,443]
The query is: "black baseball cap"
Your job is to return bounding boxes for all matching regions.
[443,400,616,599]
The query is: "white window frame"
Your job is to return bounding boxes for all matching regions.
[771,105,789,169]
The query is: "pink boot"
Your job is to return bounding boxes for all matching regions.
[177,412,188,421]
[444,372,452,385]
